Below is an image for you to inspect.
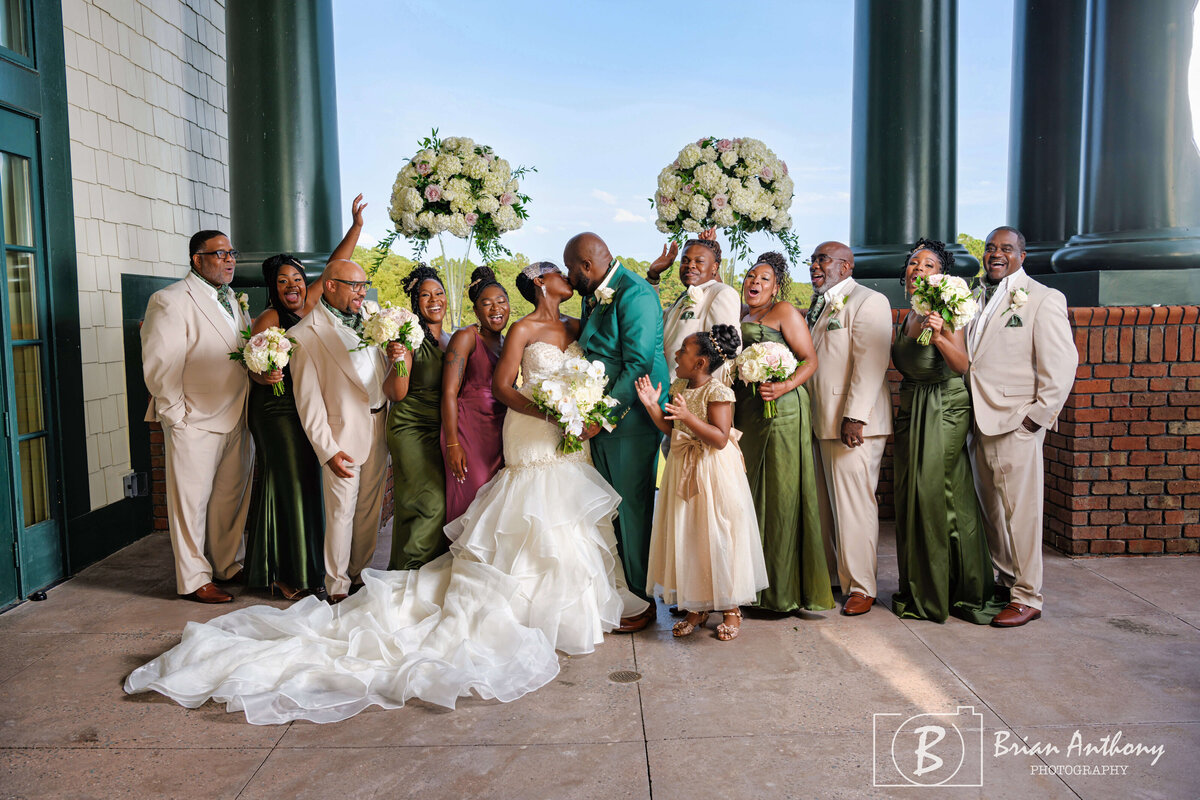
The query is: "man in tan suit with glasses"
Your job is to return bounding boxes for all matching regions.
[806,242,893,616]
[142,231,254,603]
[290,259,396,602]
[967,227,1077,628]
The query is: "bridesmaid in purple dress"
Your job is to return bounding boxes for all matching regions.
[441,266,512,522]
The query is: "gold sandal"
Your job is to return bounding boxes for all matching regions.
[672,610,710,637]
[716,608,743,641]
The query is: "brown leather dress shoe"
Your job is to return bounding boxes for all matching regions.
[991,602,1041,628]
[842,592,875,616]
[183,582,233,604]
[615,603,656,633]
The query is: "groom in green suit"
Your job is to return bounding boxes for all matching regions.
[565,232,669,632]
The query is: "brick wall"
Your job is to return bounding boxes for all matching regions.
[877,306,1200,556]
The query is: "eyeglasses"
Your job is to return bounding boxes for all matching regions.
[803,254,848,268]
[330,278,373,293]
[195,249,240,261]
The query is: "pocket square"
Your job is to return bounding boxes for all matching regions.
[827,319,843,331]
[1005,315,1023,328]
[681,310,695,320]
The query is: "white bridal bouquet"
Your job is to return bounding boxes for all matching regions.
[909,274,978,345]
[651,136,801,280]
[375,129,535,328]
[355,302,425,376]
[530,357,620,454]
[229,327,296,397]
[734,341,800,418]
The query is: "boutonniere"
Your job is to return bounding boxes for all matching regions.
[1003,288,1027,327]
[825,294,846,329]
[236,292,249,316]
[596,287,615,306]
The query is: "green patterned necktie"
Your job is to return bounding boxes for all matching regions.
[322,297,362,332]
[984,282,1000,303]
[192,269,234,318]
[806,292,827,326]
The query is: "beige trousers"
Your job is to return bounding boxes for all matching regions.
[162,423,253,594]
[969,425,1046,610]
[322,413,389,595]
[816,435,886,598]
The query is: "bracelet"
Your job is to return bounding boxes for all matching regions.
[646,273,660,286]
[446,443,462,448]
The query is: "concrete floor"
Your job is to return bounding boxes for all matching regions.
[0,524,1196,800]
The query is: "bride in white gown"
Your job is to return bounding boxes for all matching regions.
[125,261,639,724]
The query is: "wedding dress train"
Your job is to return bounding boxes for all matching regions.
[125,341,628,724]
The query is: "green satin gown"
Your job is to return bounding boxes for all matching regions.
[891,328,1006,624]
[733,323,835,612]
[245,319,325,592]
[386,336,448,570]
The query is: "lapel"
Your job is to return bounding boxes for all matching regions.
[312,305,369,393]
[186,280,239,350]
[974,272,1028,360]
[811,284,847,351]
[579,265,626,353]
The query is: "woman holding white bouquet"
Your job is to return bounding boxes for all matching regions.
[385,264,453,570]
[892,239,1004,624]
[242,197,370,600]
[734,253,834,614]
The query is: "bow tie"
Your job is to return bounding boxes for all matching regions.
[806,293,827,327]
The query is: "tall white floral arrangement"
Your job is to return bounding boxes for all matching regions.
[651,137,801,283]
[372,129,534,328]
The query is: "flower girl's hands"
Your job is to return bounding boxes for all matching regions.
[923,311,946,343]
[647,242,678,281]
[386,341,407,364]
[635,375,663,410]
[350,193,367,228]
[664,394,696,426]
[446,443,469,483]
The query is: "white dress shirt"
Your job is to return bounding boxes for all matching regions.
[969,267,1026,355]
[186,270,239,334]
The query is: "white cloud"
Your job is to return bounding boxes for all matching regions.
[613,208,647,224]
[592,189,618,205]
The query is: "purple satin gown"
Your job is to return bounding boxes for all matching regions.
[441,328,506,522]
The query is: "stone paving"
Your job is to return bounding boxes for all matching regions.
[0,525,1196,799]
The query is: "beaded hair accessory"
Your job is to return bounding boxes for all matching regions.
[522,261,559,281]
[707,331,732,361]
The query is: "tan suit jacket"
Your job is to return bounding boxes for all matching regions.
[290,306,387,465]
[142,273,251,432]
[807,282,894,440]
[967,273,1077,435]
[661,281,742,381]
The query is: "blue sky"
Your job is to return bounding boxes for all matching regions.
[332,1,1015,273]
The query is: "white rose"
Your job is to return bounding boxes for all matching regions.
[1011,288,1029,308]
[595,287,615,305]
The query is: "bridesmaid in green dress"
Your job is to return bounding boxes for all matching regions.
[244,195,369,599]
[385,264,452,570]
[892,239,1005,623]
[734,252,834,613]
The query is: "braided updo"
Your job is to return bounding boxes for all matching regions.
[750,251,791,297]
[692,324,742,374]
[904,238,955,273]
[467,265,505,304]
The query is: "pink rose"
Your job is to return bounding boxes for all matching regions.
[927,273,945,286]
[416,162,432,176]
[499,192,516,206]
[716,138,734,152]
[680,183,694,195]
[465,212,479,226]
[711,194,729,209]
[759,166,774,181]
[249,333,268,350]
[696,137,708,146]
[424,184,443,202]
[781,161,789,176]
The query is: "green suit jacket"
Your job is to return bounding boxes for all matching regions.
[579,263,670,439]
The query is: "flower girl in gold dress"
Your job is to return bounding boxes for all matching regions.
[636,324,767,641]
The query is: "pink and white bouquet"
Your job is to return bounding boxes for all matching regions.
[734,341,800,418]
[530,357,620,454]
[229,326,296,397]
[909,273,978,345]
[356,302,425,376]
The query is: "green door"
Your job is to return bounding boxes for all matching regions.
[0,108,61,605]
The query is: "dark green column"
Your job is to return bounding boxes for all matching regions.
[226,0,342,285]
[1006,0,1087,274]
[849,0,978,279]
[1052,0,1200,272]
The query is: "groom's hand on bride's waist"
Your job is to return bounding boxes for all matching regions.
[580,422,603,441]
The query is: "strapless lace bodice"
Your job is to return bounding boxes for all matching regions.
[521,340,585,385]
[507,341,589,469]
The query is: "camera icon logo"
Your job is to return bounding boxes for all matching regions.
[873,706,983,787]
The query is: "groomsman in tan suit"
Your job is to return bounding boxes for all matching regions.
[142,231,254,603]
[645,236,742,381]
[806,242,893,616]
[290,259,393,601]
[967,227,1077,628]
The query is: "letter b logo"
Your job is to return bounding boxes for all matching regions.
[873,707,983,787]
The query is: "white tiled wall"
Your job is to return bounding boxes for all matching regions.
[62,0,229,509]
